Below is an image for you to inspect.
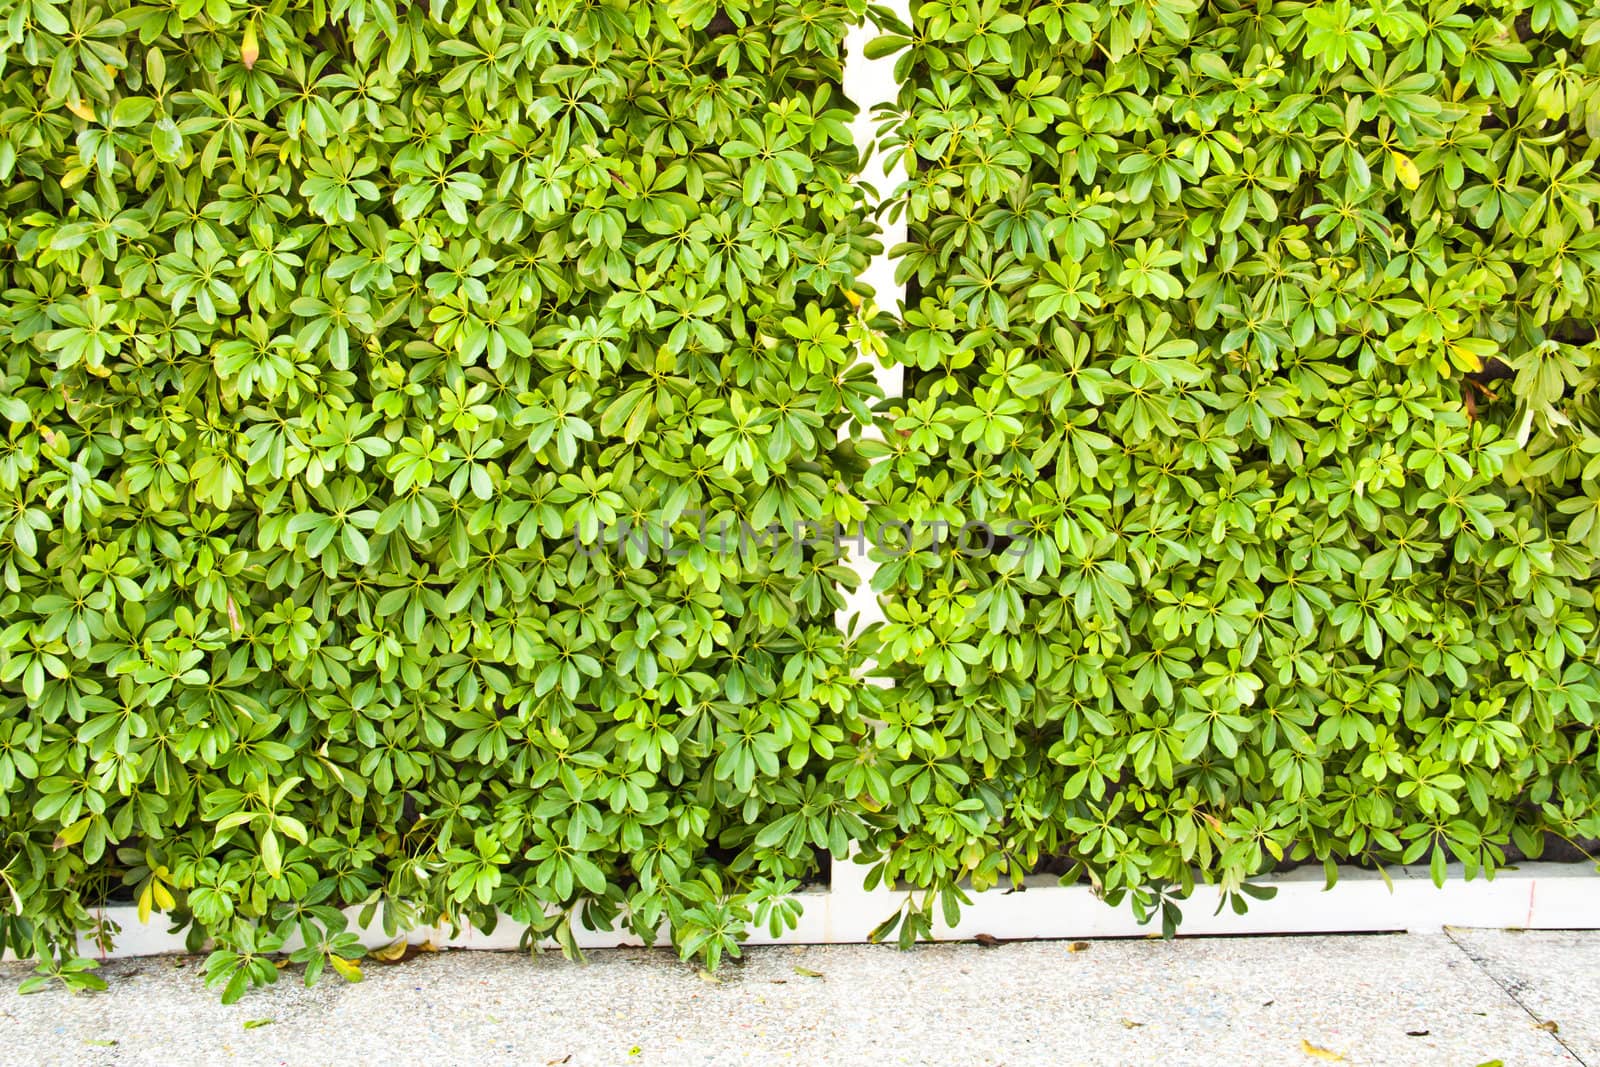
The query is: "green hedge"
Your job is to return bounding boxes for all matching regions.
[859,0,1600,938]
[1,0,1599,999]
[0,0,885,997]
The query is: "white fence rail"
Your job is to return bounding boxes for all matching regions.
[70,858,1600,960]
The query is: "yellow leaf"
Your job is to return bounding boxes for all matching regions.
[369,937,411,962]
[1446,336,1492,375]
[66,98,96,121]
[329,955,364,983]
[1301,1038,1345,1061]
[53,816,92,850]
[138,883,154,925]
[1392,152,1420,190]
[153,880,175,912]
[240,21,260,69]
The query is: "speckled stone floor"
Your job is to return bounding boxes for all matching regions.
[0,931,1591,1066]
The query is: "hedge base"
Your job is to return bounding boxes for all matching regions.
[42,860,1599,962]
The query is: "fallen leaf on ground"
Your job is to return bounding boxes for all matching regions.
[546,1056,572,1065]
[1068,942,1090,953]
[1536,1020,1560,1033]
[1300,1038,1345,1061]
[329,956,363,982]
[1120,1019,1144,1029]
[696,969,721,984]
[85,1040,117,1048]
[793,966,824,978]
[369,937,412,962]
[370,938,438,966]
[243,1019,274,1030]
[973,933,1000,947]
[1405,1030,1430,1037]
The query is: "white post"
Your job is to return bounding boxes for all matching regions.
[833,0,912,920]
[844,0,910,383]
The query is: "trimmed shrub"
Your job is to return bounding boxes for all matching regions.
[859,0,1600,939]
[0,0,883,996]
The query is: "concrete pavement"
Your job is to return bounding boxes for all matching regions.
[0,930,1593,1066]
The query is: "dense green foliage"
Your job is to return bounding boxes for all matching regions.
[3,0,1600,999]
[0,0,887,997]
[858,0,1600,938]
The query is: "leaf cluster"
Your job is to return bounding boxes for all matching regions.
[859,0,1600,938]
[0,0,885,993]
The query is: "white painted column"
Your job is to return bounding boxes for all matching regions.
[833,0,913,922]
[844,0,910,335]
[835,0,910,628]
